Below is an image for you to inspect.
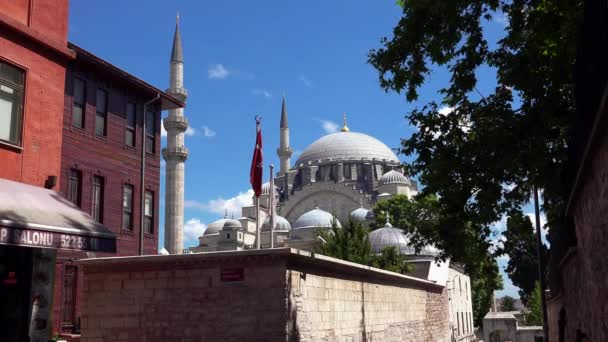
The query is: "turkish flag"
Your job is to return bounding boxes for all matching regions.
[250,118,263,197]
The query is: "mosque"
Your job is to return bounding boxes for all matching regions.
[188,98,420,253]
[186,99,475,341]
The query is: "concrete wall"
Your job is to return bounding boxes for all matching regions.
[78,248,450,342]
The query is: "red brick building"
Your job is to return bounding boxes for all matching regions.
[53,44,183,337]
[0,0,72,186]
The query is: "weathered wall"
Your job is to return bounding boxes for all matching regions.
[547,103,608,341]
[286,270,449,341]
[78,249,451,342]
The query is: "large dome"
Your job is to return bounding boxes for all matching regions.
[293,208,341,230]
[294,131,399,167]
[204,218,227,235]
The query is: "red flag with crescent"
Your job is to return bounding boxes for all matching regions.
[250,117,263,197]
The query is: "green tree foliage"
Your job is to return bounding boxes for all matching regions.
[314,220,373,266]
[499,295,516,312]
[313,220,412,274]
[525,281,543,326]
[368,0,581,324]
[370,246,413,274]
[500,210,548,305]
[374,194,502,326]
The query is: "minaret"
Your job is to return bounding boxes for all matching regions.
[162,13,189,254]
[276,96,292,175]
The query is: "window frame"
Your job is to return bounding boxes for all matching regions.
[71,77,86,129]
[60,264,78,331]
[91,175,104,223]
[0,60,25,147]
[125,101,136,147]
[95,88,108,136]
[144,190,154,234]
[145,110,155,154]
[122,184,134,231]
[67,169,82,207]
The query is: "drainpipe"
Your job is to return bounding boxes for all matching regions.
[140,94,160,255]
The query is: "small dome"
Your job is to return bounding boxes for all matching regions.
[379,170,410,186]
[350,207,375,222]
[204,218,227,235]
[261,182,279,195]
[293,208,341,230]
[262,215,291,232]
[222,219,242,231]
[368,222,438,256]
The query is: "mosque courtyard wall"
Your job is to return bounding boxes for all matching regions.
[77,248,450,342]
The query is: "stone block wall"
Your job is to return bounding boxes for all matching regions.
[286,271,449,342]
[78,249,450,342]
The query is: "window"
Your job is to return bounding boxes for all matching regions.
[457,313,460,335]
[67,169,82,207]
[144,190,153,234]
[227,233,231,239]
[125,102,136,146]
[145,111,155,153]
[122,184,133,230]
[95,89,107,136]
[72,78,86,128]
[344,163,351,180]
[92,176,104,222]
[0,61,25,146]
[61,265,78,330]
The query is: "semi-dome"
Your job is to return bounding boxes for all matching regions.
[368,222,438,256]
[350,207,375,222]
[262,215,291,232]
[379,170,410,186]
[294,131,399,167]
[204,218,227,235]
[222,219,242,231]
[293,208,341,230]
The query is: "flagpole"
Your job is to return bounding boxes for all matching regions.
[256,196,260,249]
[269,164,275,249]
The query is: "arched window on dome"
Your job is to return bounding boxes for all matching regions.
[344,163,351,180]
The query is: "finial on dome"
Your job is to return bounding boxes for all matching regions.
[341,112,350,132]
[384,212,393,227]
[176,11,180,24]
[224,208,228,219]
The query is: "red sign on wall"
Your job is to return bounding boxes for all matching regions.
[220,268,244,282]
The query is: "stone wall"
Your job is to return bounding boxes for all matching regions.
[546,101,608,341]
[78,248,450,342]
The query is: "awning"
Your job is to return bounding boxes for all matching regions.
[0,178,116,252]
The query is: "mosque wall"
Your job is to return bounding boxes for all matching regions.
[77,248,451,342]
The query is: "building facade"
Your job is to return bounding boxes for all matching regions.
[0,0,72,186]
[53,43,183,338]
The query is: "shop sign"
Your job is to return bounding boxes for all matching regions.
[220,268,244,282]
[0,226,116,252]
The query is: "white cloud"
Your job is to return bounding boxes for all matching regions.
[438,106,455,116]
[493,12,508,26]
[185,189,254,217]
[202,125,216,138]
[252,88,272,99]
[319,119,339,133]
[208,64,229,80]
[186,127,196,136]
[298,75,313,87]
[184,218,206,242]
[161,121,167,137]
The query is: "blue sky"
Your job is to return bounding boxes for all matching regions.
[69,1,530,298]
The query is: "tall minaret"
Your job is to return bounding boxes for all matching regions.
[162,13,189,254]
[276,96,292,175]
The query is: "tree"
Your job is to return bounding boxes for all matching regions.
[499,296,516,312]
[525,282,543,326]
[370,246,413,274]
[373,195,502,325]
[314,220,373,266]
[500,210,548,305]
[313,220,412,274]
[368,0,581,325]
